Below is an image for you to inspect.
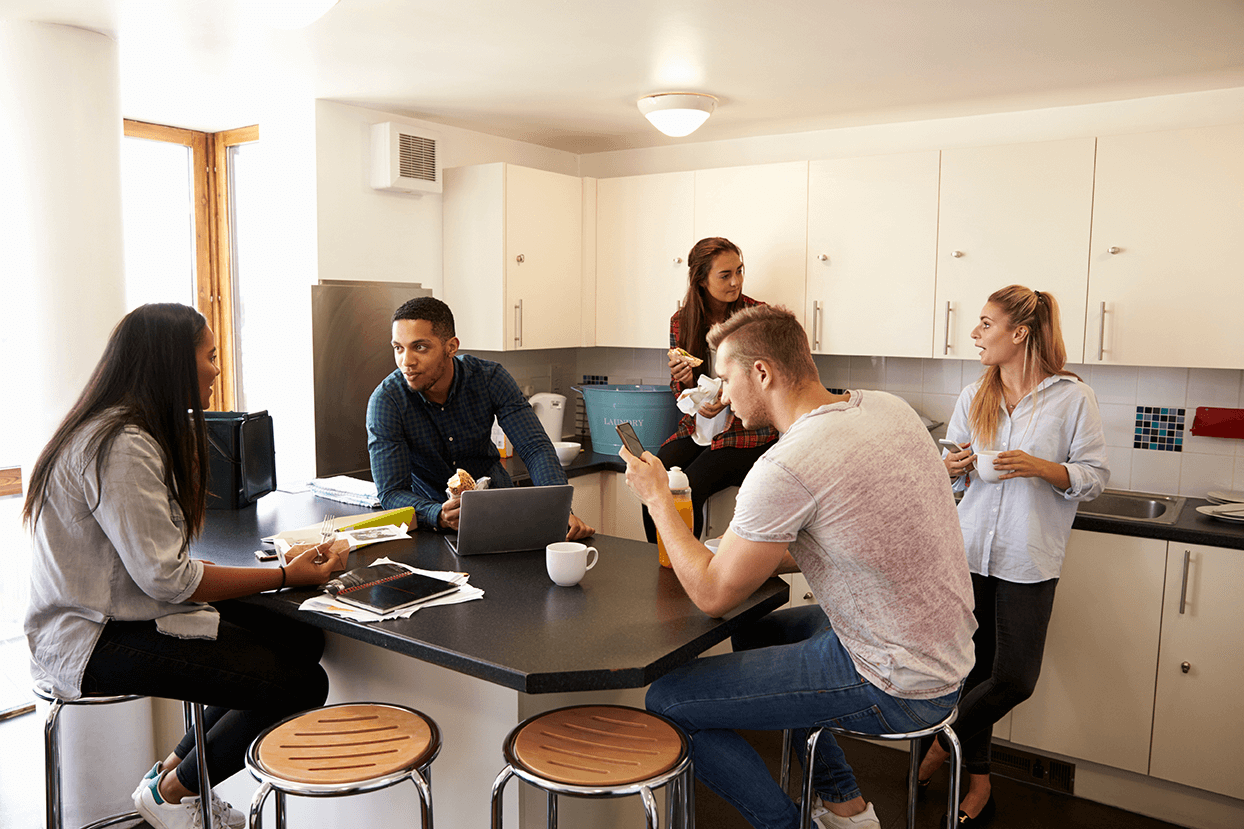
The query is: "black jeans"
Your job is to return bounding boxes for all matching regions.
[641,435,773,542]
[923,573,1058,776]
[81,600,328,794]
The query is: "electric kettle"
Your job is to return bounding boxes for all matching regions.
[528,393,567,443]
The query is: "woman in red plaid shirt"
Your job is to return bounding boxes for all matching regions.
[642,237,778,543]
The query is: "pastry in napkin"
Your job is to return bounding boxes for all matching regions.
[677,376,731,446]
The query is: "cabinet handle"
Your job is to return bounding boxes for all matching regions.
[943,301,952,356]
[514,300,523,348]
[1097,301,1107,361]
[1108,246,1122,255]
[816,253,828,262]
[951,250,964,258]
[673,257,683,265]
[812,301,822,350]
[515,253,525,264]
[1179,549,1190,614]
[1181,661,1191,674]
[803,592,813,601]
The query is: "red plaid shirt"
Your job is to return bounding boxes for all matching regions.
[664,296,779,451]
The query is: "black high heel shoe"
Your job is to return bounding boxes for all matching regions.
[943,795,995,828]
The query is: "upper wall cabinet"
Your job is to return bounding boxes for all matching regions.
[693,162,808,319]
[444,163,582,351]
[595,172,695,349]
[806,152,940,357]
[1087,123,1244,369]
[934,138,1096,363]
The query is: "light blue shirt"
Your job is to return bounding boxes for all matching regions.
[947,375,1110,583]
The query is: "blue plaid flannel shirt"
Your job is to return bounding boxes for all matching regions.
[366,354,567,530]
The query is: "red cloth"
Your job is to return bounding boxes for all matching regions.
[664,296,779,451]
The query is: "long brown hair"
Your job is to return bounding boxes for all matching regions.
[969,285,1080,446]
[23,303,211,546]
[676,237,746,377]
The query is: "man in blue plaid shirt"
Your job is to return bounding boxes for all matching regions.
[366,296,594,539]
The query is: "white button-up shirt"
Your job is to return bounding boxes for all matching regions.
[947,375,1110,583]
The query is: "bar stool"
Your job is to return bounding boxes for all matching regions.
[490,704,693,829]
[778,708,962,829]
[244,702,441,829]
[36,686,215,829]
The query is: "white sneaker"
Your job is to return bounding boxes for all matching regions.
[208,789,246,829]
[134,774,206,829]
[131,762,162,803]
[811,801,882,829]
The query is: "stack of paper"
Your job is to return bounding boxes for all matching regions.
[297,558,484,622]
[309,476,381,507]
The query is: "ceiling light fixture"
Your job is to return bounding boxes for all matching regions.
[637,92,717,137]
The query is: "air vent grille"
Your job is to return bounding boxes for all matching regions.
[991,745,1075,795]
[398,133,436,182]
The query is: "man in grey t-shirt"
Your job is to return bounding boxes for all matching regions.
[622,305,975,829]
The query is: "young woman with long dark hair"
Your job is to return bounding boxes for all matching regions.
[642,237,778,543]
[918,286,1109,826]
[24,303,346,829]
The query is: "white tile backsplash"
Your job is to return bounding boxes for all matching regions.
[1136,366,1189,407]
[571,347,1244,491]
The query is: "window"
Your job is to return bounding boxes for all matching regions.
[121,121,258,410]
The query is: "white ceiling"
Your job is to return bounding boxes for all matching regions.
[5,0,1244,154]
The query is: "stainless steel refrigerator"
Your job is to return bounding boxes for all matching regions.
[312,279,432,478]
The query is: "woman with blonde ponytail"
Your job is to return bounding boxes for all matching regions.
[916,285,1109,827]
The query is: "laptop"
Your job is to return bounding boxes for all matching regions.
[444,485,575,556]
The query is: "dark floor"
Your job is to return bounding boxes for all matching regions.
[695,729,1180,829]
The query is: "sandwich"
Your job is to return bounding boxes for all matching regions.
[446,468,476,498]
[668,347,703,368]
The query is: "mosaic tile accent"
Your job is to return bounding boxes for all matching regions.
[580,375,608,386]
[575,376,609,437]
[1134,406,1185,451]
[826,387,846,395]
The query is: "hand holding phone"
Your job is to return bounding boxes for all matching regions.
[939,438,968,454]
[616,422,646,458]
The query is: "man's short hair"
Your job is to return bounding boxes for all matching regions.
[707,305,819,385]
[393,296,455,341]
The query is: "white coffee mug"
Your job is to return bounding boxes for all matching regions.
[546,541,599,586]
[975,451,1003,484]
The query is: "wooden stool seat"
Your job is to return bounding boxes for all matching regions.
[511,705,684,787]
[255,704,436,786]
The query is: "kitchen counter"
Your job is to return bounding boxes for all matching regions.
[1073,496,1244,550]
[500,434,625,483]
[194,490,788,693]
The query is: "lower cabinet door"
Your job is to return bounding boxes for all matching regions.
[1149,544,1244,799]
[1008,531,1166,774]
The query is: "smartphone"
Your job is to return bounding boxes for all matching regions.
[938,438,966,453]
[616,422,646,457]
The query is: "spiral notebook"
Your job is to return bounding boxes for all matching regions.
[328,564,459,614]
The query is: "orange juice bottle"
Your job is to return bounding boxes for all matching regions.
[656,466,693,568]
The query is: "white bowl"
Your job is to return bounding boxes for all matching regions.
[553,441,581,466]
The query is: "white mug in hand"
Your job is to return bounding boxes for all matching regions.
[546,542,598,586]
[975,451,1004,484]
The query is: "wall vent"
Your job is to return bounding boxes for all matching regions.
[991,745,1075,795]
[370,122,441,194]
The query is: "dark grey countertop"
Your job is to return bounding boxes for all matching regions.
[1073,496,1244,550]
[194,491,788,694]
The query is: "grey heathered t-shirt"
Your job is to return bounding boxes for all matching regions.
[731,390,976,698]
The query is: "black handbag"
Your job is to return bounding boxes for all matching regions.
[205,411,277,509]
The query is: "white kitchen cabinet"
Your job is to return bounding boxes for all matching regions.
[1008,530,1166,774]
[933,139,1095,362]
[1149,543,1244,799]
[1087,123,1244,369]
[806,152,940,357]
[443,163,582,351]
[568,471,603,536]
[595,172,695,348]
[693,162,808,319]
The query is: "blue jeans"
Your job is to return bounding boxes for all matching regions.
[647,605,961,829]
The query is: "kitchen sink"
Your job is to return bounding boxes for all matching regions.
[1076,489,1186,525]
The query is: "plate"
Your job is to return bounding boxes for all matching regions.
[1206,490,1244,504]
[1196,505,1244,524]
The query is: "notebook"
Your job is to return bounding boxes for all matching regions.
[330,566,460,614]
[444,485,574,556]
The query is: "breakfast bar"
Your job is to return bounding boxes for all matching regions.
[193,490,789,827]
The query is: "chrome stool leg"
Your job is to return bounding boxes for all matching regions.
[183,701,215,828]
